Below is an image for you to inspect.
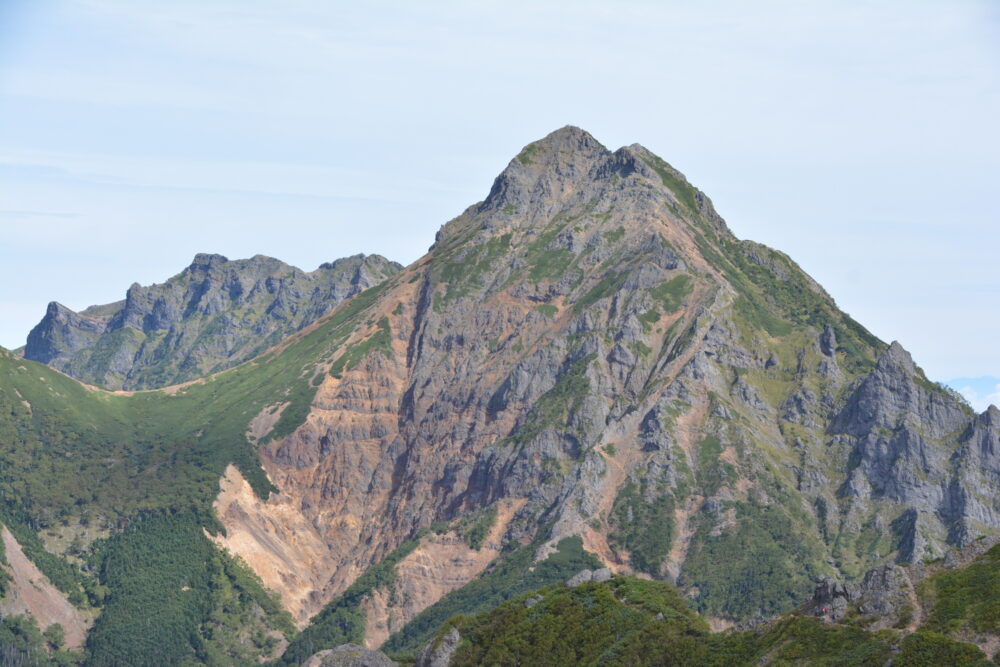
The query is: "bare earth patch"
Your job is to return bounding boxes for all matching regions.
[0,526,90,649]
[209,465,340,627]
[362,498,526,649]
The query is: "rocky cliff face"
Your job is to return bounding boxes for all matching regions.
[830,343,997,562]
[203,126,1000,653]
[4,126,994,662]
[22,253,400,390]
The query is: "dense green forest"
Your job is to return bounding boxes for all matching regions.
[85,512,294,666]
[0,614,84,666]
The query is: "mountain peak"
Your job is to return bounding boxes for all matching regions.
[511,125,609,170]
[530,124,605,151]
[191,252,229,265]
[480,126,611,213]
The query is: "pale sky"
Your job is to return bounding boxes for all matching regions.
[1,1,997,390]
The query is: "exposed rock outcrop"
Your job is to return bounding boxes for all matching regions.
[5,126,997,662]
[415,627,461,667]
[303,644,397,667]
[832,342,996,563]
[191,127,1000,651]
[23,253,400,389]
[209,465,340,625]
[809,536,1000,634]
[566,568,612,587]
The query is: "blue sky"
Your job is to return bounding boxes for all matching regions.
[0,1,997,403]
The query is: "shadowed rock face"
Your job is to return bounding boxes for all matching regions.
[209,126,1000,643]
[23,253,401,389]
[832,343,1000,561]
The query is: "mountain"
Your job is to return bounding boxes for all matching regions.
[231,126,998,649]
[0,126,997,665]
[22,253,401,390]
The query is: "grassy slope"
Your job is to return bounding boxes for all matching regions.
[0,281,391,516]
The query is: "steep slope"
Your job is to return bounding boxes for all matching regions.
[22,253,400,390]
[196,126,999,658]
[0,126,996,664]
[0,526,91,649]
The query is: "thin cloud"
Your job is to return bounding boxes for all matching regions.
[950,378,1000,413]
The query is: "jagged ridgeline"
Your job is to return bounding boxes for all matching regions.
[1,126,998,665]
[22,253,401,390]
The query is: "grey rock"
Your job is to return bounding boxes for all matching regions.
[781,388,819,427]
[566,570,594,587]
[303,644,397,667]
[812,576,857,621]
[830,341,992,562]
[416,627,461,667]
[820,324,837,357]
[811,562,918,631]
[160,126,1000,634]
[591,567,612,583]
[855,564,914,630]
[23,253,400,389]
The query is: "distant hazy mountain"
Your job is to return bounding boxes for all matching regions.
[21,253,400,390]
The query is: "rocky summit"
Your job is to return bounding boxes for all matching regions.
[1,126,997,665]
[22,253,400,390]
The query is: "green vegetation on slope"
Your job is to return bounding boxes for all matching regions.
[0,614,84,666]
[278,534,423,664]
[460,505,498,551]
[85,512,293,666]
[649,273,693,313]
[0,510,98,606]
[0,283,394,664]
[329,316,393,379]
[920,543,1000,637]
[436,233,512,302]
[680,501,824,619]
[0,528,9,597]
[448,577,707,666]
[438,575,991,667]
[0,281,389,529]
[382,536,601,658]
[639,154,701,214]
[705,232,881,372]
[505,354,595,448]
[608,480,675,576]
[573,271,627,313]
